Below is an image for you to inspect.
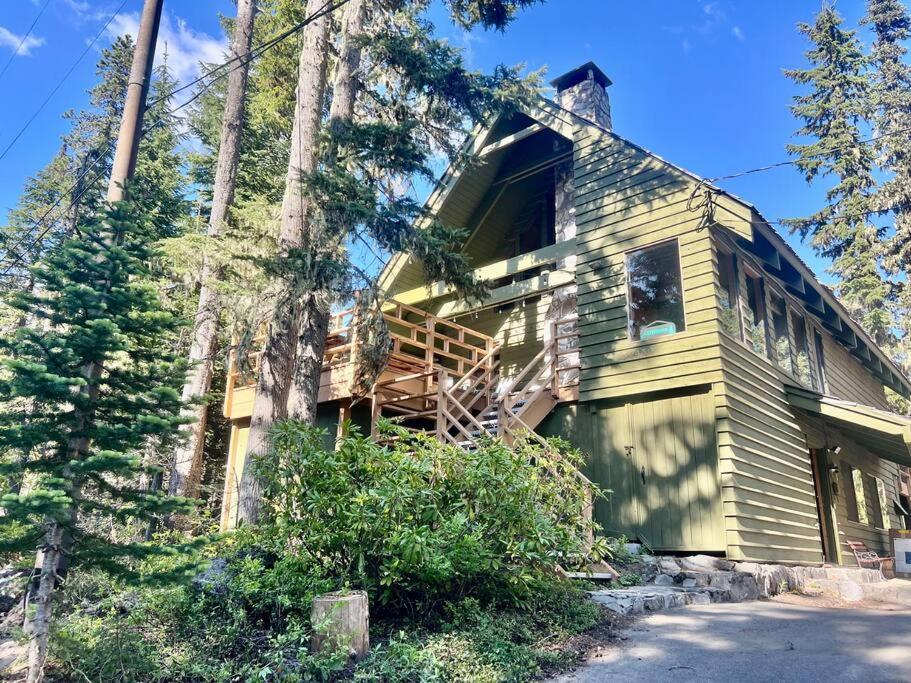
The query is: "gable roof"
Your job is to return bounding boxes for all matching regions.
[377,96,911,398]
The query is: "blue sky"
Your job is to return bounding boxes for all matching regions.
[0,0,887,280]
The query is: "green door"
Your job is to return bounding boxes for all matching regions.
[591,387,724,552]
[589,402,641,537]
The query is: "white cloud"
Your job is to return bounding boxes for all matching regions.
[731,25,745,41]
[0,25,45,56]
[106,12,227,85]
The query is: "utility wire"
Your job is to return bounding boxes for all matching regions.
[708,125,911,183]
[0,0,52,84]
[1,0,350,278]
[0,0,129,164]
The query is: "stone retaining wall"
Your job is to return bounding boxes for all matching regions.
[590,554,889,615]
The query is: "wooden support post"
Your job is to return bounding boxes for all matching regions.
[337,399,351,444]
[436,369,446,439]
[311,591,369,662]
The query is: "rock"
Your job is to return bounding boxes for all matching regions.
[657,558,680,575]
[639,563,659,583]
[654,574,674,586]
[678,554,734,572]
[625,543,642,556]
[678,570,711,587]
[682,578,697,588]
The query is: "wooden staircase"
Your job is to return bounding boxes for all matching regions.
[372,315,579,450]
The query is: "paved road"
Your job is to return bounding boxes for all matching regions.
[553,600,911,682]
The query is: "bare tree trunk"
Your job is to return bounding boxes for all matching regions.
[238,2,333,525]
[287,0,367,422]
[169,0,257,499]
[25,521,65,683]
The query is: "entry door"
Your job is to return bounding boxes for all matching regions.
[591,387,724,552]
[809,448,841,564]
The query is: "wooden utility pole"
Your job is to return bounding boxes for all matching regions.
[107,0,164,202]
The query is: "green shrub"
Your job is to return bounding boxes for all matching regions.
[49,422,609,681]
[256,421,607,607]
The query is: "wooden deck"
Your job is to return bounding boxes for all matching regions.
[222,301,498,422]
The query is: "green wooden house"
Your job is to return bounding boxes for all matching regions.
[222,62,911,566]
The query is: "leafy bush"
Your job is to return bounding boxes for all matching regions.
[256,421,607,606]
[49,422,609,681]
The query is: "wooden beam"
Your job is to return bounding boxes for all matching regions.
[437,268,574,317]
[479,123,545,157]
[392,240,576,306]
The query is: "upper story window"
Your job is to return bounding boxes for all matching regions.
[717,248,741,339]
[626,240,686,341]
[813,328,828,394]
[744,270,768,356]
[769,293,792,373]
[790,310,813,389]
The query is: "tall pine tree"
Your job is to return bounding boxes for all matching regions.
[785,4,892,346]
[237,0,541,522]
[0,197,194,681]
[865,0,911,374]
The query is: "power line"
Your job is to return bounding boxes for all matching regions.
[0,0,52,84]
[1,0,350,278]
[550,97,911,186]
[0,0,129,164]
[708,125,911,183]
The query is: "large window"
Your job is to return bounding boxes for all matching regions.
[717,248,741,338]
[849,465,870,525]
[813,329,828,393]
[791,311,813,388]
[769,293,792,373]
[744,270,768,356]
[874,476,890,529]
[626,240,686,341]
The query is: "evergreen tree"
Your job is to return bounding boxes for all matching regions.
[865,0,911,374]
[169,0,257,499]
[237,0,541,522]
[0,197,194,681]
[785,4,892,345]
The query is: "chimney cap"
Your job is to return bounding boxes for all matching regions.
[550,61,612,92]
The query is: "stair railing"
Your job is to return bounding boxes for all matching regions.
[435,345,501,447]
[497,315,579,439]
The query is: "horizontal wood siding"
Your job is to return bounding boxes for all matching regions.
[573,126,725,403]
[820,332,891,410]
[796,413,900,563]
[449,294,551,380]
[715,335,825,564]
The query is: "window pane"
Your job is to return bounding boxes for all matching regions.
[717,249,741,338]
[627,241,686,341]
[876,477,890,529]
[745,272,767,356]
[842,462,859,522]
[853,468,870,525]
[791,311,813,388]
[770,294,792,373]
[813,329,828,393]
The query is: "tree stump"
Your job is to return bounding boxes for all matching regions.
[310,590,369,662]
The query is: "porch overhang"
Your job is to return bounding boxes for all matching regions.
[786,385,911,466]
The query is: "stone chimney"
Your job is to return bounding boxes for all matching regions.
[550,61,612,131]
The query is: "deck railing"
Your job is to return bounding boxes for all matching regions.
[226,299,497,398]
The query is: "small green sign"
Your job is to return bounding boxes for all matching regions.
[640,320,677,340]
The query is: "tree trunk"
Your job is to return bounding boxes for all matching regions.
[238,1,333,525]
[287,0,367,422]
[25,521,65,683]
[169,0,257,499]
